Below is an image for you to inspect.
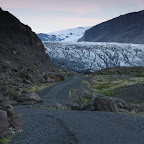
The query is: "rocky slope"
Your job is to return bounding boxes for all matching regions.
[79,10,144,44]
[0,8,73,139]
[0,8,53,70]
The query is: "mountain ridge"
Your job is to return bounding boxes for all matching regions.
[79,10,144,44]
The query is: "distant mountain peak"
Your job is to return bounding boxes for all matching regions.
[37,26,92,42]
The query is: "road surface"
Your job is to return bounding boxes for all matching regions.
[10,76,144,144]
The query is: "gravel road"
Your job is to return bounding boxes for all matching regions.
[10,76,144,144]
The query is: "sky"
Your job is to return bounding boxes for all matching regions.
[0,0,144,33]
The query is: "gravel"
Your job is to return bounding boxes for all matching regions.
[10,76,144,144]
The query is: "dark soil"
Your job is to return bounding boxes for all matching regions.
[116,83,144,102]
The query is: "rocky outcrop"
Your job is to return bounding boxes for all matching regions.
[0,105,24,137]
[79,10,144,44]
[93,97,119,112]
[70,92,144,113]
[14,92,42,105]
[0,109,9,135]
[0,8,53,70]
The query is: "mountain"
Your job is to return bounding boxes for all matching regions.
[37,26,92,42]
[79,10,144,44]
[0,8,53,70]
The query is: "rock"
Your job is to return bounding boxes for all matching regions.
[119,109,129,113]
[23,79,31,84]
[55,103,65,109]
[47,78,55,83]
[118,103,124,108]
[0,109,7,120]
[4,104,13,110]
[10,118,24,131]
[6,108,13,117]
[20,72,32,80]
[93,97,119,112]
[22,101,37,105]
[81,102,94,111]
[4,104,14,117]
[1,100,18,106]
[16,93,42,103]
[131,110,136,113]
[7,108,13,117]
[0,94,4,103]
[0,110,10,135]
[71,103,81,110]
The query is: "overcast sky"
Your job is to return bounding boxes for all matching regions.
[1,0,144,33]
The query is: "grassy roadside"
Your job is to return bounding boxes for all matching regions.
[69,67,144,116]
[27,82,56,93]
[82,75,144,97]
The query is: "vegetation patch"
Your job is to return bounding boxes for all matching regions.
[83,75,144,97]
[0,138,9,144]
[27,82,56,93]
[94,67,144,77]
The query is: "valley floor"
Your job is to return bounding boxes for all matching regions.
[10,76,144,144]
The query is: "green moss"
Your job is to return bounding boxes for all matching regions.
[15,113,23,117]
[71,90,77,94]
[84,75,144,97]
[28,66,36,72]
[32,79,37,83]
[0,138,9,144]
[94,67,144,77]
[28,82,56,93]
[12,76,21,81]
[2,77,9,82]
[91,83,111,91]
[99,90,119,96]
[130,111,137,115]
[82,99,90,103]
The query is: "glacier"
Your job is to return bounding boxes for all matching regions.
[44,42,144,72]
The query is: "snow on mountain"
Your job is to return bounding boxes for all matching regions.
[37,26,92,42]
[43,41,144,72]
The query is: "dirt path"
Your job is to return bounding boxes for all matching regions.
[10,76,144,144]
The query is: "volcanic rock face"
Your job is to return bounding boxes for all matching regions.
[79,10,144,44]
[0,8,52,70]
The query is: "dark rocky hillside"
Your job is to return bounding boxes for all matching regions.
[0,8,53,70]
[79,10,144,44]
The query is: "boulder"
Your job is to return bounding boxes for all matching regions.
[71,103,81,110]
[4,104,14,117]
[23,79,31,84]
[93,97,119,112]
[22,101,37,105]
[16,93,42,104]
[0,109,7,120]
[81,102,94,111]
[0,110,10,135]
[10,118,24,131]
